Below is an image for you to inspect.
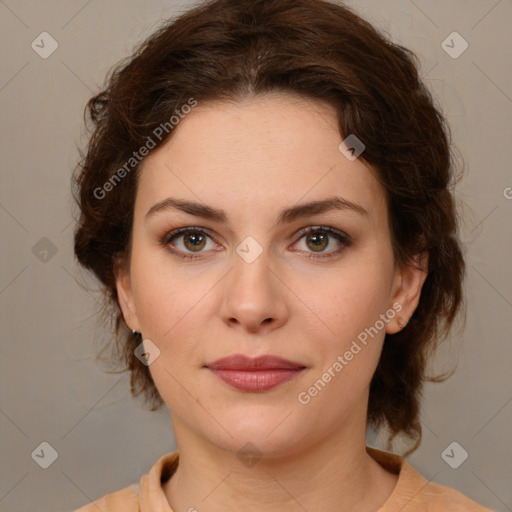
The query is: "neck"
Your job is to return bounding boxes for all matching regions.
[164,414,398,512]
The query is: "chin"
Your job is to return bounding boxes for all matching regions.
[205,411,307,459]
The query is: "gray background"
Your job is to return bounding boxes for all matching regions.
[1,1,511,511]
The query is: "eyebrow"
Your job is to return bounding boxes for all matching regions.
[145,195,368,224]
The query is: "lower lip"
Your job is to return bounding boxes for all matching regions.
[209,368,305,392]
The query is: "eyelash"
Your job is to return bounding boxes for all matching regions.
[160,225,352,261]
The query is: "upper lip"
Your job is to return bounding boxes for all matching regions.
[206,354,306,371]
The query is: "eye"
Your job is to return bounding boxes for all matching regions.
[160,227,219,259]
[160,225,352,261]
[292,226,352,259]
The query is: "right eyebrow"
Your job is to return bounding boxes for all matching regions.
[146,197,227,223]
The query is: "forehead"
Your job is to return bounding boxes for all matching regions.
[136,93,386,224]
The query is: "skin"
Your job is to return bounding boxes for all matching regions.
[116,92,428,512]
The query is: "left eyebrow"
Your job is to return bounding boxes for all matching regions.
[277,196,369,223]
[145,195,369,224]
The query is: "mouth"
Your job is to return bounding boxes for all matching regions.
[205,354,307,392]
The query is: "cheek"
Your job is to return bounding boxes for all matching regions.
[129,245,218,367]
[300,252,394,338]
[293,254,394,402]
[296,274,390,412]
[129,248,182,344]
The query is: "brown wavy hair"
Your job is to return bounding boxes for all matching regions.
[72,0,465,454]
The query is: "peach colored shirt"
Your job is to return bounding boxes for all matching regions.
[74,446,495,511]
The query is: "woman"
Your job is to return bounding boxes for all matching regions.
[72,0,494,510]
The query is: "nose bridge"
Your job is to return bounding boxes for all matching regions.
[230,236,275,301]
[220,235,288,330]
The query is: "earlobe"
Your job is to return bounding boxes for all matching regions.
[114,258,141,333]
[386,252,428,335]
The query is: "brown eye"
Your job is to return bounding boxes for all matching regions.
[305,231,329,252]
[293,226,352,259]
[162,227,217,258]
[183,232,207,252]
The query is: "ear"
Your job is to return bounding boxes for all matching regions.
[114,257,141,333]
[386,251,428,335]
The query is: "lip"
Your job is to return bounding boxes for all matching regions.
[205,354,306,392]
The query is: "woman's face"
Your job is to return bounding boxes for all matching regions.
[117,93,425,457]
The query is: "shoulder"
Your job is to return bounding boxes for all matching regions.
[72,451,179,512]
[413,479,496,511]
[73,483,139,512]
[366,446,495,511]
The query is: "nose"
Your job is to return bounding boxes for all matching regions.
[219,246,289,334]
